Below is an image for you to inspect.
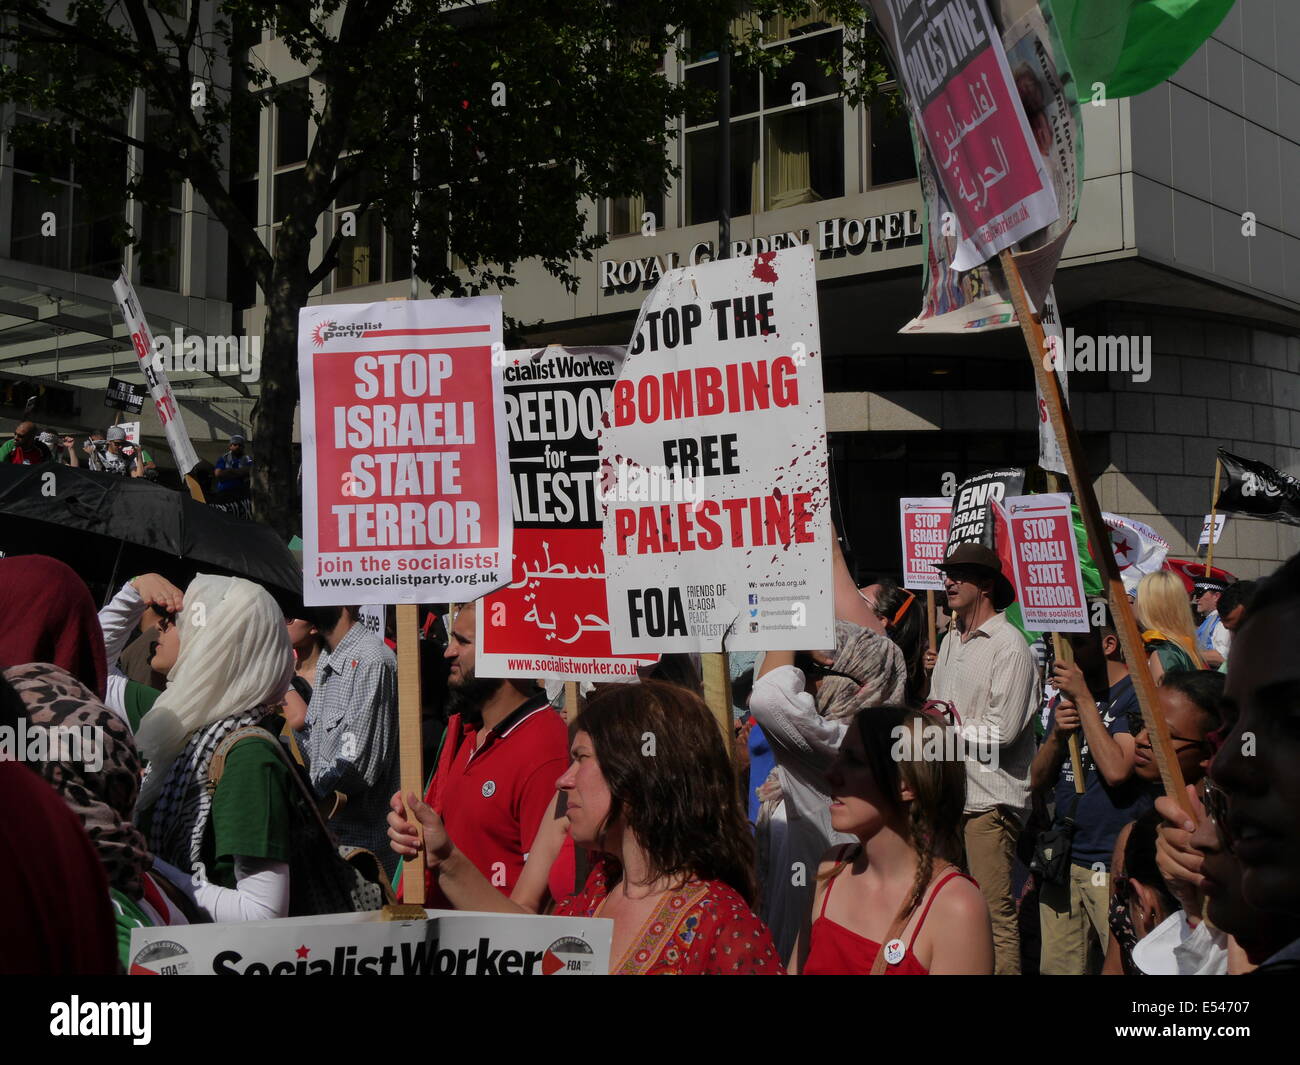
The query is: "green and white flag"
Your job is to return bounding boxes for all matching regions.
[1045,0,1235,100]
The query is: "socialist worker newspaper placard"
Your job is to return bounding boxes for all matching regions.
[601,246,833,654]
[868,0,1059,272]
[476,346,659,681]
[299,298,509,605]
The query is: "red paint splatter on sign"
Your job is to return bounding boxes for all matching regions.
[752,251,779,283]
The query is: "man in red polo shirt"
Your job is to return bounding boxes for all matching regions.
[413,601,568,907]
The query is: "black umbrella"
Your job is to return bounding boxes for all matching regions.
[0,462,302,606]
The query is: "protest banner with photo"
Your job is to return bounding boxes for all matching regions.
[299,297,510,606]
[1036,287,1068,474]
[111,270,200,475]
[1003,493,1089,631]
[601,246,833,654]
[1198,513,1227,547]
[901,2,1082,333]
[1102,512,1170,594]
[946,468,1025,552]
[129,910,612,976]
[104,376,145,414]
[900,497,954,591]
[476,346,659,681]
[868,0,1059,276]
[1214,448,1300,526]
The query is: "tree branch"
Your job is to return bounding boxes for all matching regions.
[307,192,376,289]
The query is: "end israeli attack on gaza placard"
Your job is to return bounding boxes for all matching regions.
[600,246,833,654]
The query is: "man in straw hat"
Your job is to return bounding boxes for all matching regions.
[929,543,1038,975]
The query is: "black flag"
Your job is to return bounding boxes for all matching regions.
[1215,449,1300,526]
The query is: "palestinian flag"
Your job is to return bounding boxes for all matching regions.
[1045,0,1235,99]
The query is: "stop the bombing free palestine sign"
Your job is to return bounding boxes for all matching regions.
[602,246,833,654]
[299,298,511,605]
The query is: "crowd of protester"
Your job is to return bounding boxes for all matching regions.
[3,422,259,522]
[1,522,1298,976]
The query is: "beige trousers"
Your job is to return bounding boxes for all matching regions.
[963,806,1022,975]
[1039,863,1110,975]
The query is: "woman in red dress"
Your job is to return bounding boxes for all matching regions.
[390,680,781,974]
[795,704,993,975]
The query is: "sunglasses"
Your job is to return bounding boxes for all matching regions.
[156,608,179,632]
[1126,711,1213,753]
[799,656,863,688]
[1202,777,1234,851]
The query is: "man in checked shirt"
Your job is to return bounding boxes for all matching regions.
[296,605,400,877]
[925,543,1039,976]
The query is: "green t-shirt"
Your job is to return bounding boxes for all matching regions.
[124,681,162,733]
[207,732,295,889]
[1148,638,1196,675]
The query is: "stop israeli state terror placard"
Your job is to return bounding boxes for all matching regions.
[601,246,834,654]
[299,297,510,605]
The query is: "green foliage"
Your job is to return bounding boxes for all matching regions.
[1,0,892,298]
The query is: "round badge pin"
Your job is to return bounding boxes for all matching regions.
[883,938,906,966]
[481,780,496,798]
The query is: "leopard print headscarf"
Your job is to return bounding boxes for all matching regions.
[4,662,151,899]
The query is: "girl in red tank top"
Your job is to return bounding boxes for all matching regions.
[796,704,994,975]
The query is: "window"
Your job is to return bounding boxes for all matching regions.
[7,115,127,279]
[683,18,844,225]
[607,188,666,238]
[137,106,186,291]
[867,89,917,187]
[333,169,411,289]
[269,78,311,257]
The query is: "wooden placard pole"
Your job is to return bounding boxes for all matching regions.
[380,295,429,916]
[564,681,581,725]
[702,651,733,753]
[1050,633,1086,795]
[395,603,425,907]
[1205,458,1223,577]
[925,590,938,669]
[999,250,1191,815]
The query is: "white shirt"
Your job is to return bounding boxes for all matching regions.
[748,665,856,962]
[930,611,1039,819]
[1131,911,1229,975]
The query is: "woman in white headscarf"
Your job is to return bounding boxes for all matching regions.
[134,574,297,922]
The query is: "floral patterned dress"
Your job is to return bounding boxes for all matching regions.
[555,865,784,974]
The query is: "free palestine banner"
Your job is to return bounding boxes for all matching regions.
[601,246,833,654]
[868,0,1059,274]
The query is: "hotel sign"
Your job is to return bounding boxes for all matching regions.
[598,209,923,295]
